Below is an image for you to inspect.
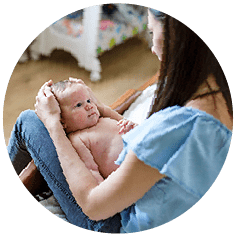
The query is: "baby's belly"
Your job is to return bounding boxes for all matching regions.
[91,134,123,178]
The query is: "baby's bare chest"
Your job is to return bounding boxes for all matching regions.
[88,118,122,153]
[84,118,123,177]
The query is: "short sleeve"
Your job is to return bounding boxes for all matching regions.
[116,106,232,198]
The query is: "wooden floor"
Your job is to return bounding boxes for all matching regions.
[3,37,160,143]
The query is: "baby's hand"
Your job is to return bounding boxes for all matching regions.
[117,119,138,135]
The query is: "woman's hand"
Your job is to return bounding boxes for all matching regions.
[117,119,138,134]
[19,160,48,196]
[34,80,61,128]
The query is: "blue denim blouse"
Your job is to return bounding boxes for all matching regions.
[115,105,232,233]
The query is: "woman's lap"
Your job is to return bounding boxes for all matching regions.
[7,110,121,232]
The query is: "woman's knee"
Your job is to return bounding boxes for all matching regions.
[17,110,45,129]
[18,109,39,123]
[15,109,48,141]
[16,110,57,163]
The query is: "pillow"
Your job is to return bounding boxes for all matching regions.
[123,84,157,124]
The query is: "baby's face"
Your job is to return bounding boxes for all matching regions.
[57,83,100,133]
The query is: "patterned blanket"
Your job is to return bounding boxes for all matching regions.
[51,4,148,55]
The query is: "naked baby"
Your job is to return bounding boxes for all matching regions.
[50,79,137,184]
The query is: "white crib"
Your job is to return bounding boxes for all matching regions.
[20,4,150,81]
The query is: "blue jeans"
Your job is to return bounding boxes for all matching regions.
[7,110,121,233]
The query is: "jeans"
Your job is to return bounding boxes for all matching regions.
[7,110,121,233]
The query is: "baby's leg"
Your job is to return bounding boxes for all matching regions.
[7,110,121,232]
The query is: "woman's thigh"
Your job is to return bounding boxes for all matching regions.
[7,110,121,232]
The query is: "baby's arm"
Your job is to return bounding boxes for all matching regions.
[68,133,104,184]
[99,105,123,121]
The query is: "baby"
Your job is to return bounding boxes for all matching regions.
[51,79,137,183]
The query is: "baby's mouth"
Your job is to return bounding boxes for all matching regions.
[88,112,96,117]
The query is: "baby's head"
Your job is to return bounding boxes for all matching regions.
[51,80,100,133]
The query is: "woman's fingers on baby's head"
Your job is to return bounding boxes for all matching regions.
[42,81,50,88]
[40,80,53,90]
[69,77,85,84]
[38,86,45,98]
[38,81,49,96]
[69,77,77,80]
[43,79,53,87]
[44,86,53,97]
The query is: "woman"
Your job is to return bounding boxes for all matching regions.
[8,8,232,233]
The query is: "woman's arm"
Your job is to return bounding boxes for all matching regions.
[44,120,163,221]
[86,150,164,220]
[35,81,164,221]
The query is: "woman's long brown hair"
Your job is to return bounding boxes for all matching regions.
[148,14,233,117]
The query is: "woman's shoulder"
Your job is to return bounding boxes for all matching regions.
[185,91,233,131]
[148,105,231,134]
[122,105,232,148]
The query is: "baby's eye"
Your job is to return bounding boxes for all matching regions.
[76,103,82,107]
[149,31,153,35]
[87,99,91,103]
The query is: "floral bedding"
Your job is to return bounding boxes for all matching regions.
[51,4,148,55]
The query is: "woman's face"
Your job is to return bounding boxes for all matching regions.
[148,10,164,61]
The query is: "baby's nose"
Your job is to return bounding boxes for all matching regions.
[85,103,93,111]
